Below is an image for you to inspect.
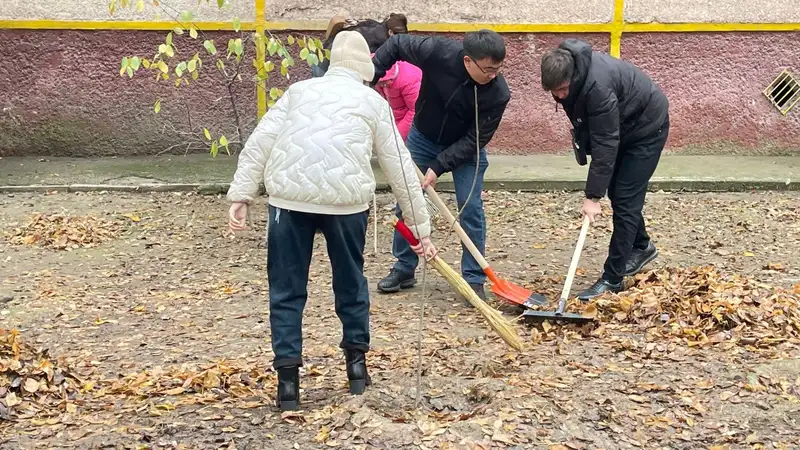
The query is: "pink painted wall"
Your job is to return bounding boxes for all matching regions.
[0,29,797,157]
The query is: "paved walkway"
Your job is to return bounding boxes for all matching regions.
[1,154,799,193]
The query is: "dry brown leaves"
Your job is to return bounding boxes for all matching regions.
[102,361,274,410]
[0,329,83,421]
[583,266,800,346]
[4,212,121,250]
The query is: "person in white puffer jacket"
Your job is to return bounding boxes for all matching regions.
[225,30,436,412]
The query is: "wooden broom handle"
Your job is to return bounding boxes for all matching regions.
[413,165,491,270]
[560,215,591,300]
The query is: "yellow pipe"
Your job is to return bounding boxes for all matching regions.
[254,0,267,119]
[624,22,800,32]
[2,18,799,34]
[0,19,257,30]
[609,0,625,58]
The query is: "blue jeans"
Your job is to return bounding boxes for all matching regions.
[267,205,370,369]
[392,126,489,285]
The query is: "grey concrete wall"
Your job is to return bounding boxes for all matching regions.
[625,0,800,23]
[1,0,255,22]
[266,0,614,24]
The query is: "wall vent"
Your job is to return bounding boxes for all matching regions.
[763,69,799,115]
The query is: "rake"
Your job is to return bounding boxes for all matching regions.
[393,217,524,351]
[412,166,547,309]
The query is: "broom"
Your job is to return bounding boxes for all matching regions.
[393,217,524,351]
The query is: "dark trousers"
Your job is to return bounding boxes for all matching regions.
[266,205,370,369]
[602,115,670,284]
[392,126,489,285]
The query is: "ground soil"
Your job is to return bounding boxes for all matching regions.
[1,190,799,449]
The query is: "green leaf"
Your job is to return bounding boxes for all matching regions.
[267,99,276,108]
[158,44,167,54]
[135,0,145,12]
[187,58,196,72]
[219,135,229,147]
[217,0,224,7]
[269,87,279,100]
[189,27,198,39]
[109,0,117,15]
[307,40,317,52]
[299,38,307,48]
[166,31,173,46]
[280,65,288,77]
[232,17,241,33]
[299,47,309,60]
[165,45,175,58]
[306,53,319,66]
[173,27,184,35]
[120,56,129,75]
[324,49,331,60]
[287,35,295,45]
[234,38,243,56]
[264,60,274,72]
[153,99,161,113]
[158,60,169,73]
[142,58,151,69]
[216,59,225,70]
[175,61,187,77]
[191,70,199,80]
[267,38,279,56]
[203,40,217,55]
[314,38,324,50]
[281,58,289,68]
[317,48,323,61]
[180,10,193,22]
[127,66,134,78]
[210,140,219,157]
[130,56,141,70]
[203,128,212,140]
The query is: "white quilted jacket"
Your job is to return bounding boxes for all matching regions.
[227,67,431,238]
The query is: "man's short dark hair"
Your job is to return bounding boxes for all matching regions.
[540,48,574,90]
[463,29,506,63]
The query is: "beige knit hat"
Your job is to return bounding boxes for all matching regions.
[329,30,375,82]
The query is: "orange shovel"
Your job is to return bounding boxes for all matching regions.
[414,166,546,309]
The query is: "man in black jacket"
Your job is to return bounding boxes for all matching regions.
[540,38,670,300]
[371,30,511,301]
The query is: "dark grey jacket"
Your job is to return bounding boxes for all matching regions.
[557,39,669,199]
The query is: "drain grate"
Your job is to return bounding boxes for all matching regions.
[763,69,800,115]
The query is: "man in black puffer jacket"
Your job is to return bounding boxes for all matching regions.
[540,38,670,300]
[370,30,511,303]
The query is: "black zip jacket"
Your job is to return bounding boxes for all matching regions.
[557,39,669,199]
[372,34,511,177]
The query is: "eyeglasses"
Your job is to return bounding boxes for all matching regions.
[469,58,502,75]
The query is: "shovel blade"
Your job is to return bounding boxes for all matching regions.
[490,279,547,307]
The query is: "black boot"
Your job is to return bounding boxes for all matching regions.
[343,349,372,395]
[623,241,659,277]
[276,366,300,411]
[377,269,416,293]
[577,278,622,301]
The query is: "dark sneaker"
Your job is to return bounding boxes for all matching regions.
[377,269,416,293]
[577,278,622,301]
[343,349,372,395]
[623,242,659,277]
[276,366,300,411]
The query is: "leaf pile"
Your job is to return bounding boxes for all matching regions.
[0,329,83,420]
[104,361,274,407]
[585,266,800,346]
[4,212,121,250]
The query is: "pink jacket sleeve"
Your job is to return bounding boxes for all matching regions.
[395,63,421,141]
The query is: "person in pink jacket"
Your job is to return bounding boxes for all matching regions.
[371,55,422,141]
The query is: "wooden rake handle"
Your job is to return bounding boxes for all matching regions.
[412,165,491,271]
[560,215,591,300]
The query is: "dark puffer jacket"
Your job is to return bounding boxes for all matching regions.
[372,34,510,176]
[557,39,669,199]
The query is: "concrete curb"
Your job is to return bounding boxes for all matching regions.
[0,179,797,194]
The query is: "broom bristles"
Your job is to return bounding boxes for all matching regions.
[428,256,524,351]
